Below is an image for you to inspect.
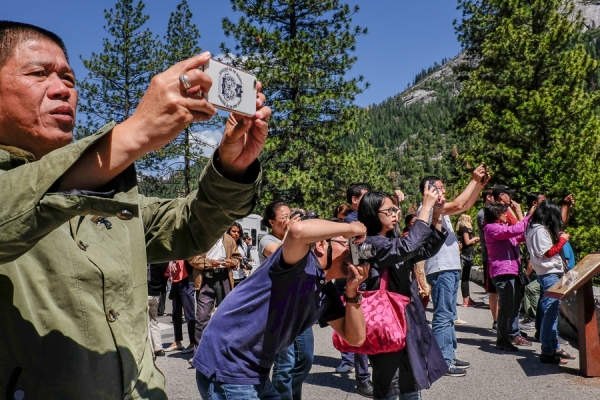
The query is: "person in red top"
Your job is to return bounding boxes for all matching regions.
[165,260,196,354]
[492,185,523,225]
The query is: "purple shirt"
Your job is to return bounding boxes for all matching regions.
[484,215,530,277]
[193,247,345,384]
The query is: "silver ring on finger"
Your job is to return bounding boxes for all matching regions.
[179,74,192,90]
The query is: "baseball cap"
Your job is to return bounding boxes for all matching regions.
[492,184,516,198]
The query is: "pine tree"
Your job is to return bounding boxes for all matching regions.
[77,0,160,137]
[454,0,600,255]
[139,0,222,195]
[221,0,391,214]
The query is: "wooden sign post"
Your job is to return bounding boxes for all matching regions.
[545,252,600,377]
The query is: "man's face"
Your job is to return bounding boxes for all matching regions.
[432,180,447,203]
[0,39,77,159]
[498,192,511,205]
[351,189,369,211]
[319,236,351,280]
[536,194,546,205]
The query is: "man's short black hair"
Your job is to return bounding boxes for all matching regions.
[0,21,69,69]
[346,182,371,204]
[419,175,442,196]
[526,192,545,209]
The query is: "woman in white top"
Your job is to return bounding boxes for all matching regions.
[228,222,249,287]
[525,201,573,365]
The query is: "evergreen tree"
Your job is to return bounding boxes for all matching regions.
[454,0,600,255]
[77,0,160,137]
[140,0,221,195]
[221,0,391,214]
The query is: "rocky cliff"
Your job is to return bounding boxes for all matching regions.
[396,1,600,108]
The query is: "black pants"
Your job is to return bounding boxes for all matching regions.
[157,291,167,316]
[233,277,246,287]
[492,274,521,343]
[460,257,474,298]
[195,273,232,346]
[369,348,417,397]
[170,277,196,344]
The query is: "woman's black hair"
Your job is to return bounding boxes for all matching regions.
[529,200,563,244]
[227,222,243,246]
[483,202,508,224]
[262,200,288,229]
[358,191,389,236]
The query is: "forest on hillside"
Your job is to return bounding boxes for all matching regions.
[364,26,600,213]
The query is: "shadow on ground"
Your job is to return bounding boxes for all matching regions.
[306,355,358,393]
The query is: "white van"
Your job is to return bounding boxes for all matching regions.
[236,213,269,269]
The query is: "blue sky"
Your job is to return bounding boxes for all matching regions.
[2,0,462,107]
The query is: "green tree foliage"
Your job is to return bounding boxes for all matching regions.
[140,0,221,195]
[454,0,600,255]
[77,0,160,137]
[77,0,223,197]
[221,0,391,215]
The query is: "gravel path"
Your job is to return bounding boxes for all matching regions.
[155,281,600,399]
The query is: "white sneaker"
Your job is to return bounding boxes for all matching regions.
[482,294,490,305]
[454,318,468,325]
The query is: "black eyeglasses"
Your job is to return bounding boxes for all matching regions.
[378,207,399,217]
[327,239,349,248]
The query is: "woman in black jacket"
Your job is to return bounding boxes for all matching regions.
[358,189,448,400]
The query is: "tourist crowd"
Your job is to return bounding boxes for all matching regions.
[0,20,579,400]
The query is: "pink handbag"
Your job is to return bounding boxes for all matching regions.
[332,268,410,355]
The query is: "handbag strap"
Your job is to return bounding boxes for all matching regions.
[380,268,390,291]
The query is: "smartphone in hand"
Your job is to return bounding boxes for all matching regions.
[200,59,257,117]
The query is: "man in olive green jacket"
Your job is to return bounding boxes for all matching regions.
[0,22,271,399]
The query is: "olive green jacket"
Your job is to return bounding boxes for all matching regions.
[0,123,260,399]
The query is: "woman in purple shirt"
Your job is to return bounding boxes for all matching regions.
[483,203,532,351]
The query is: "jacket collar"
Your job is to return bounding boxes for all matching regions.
[0,144,36,170]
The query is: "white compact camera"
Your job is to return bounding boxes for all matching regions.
[200,59,257,117]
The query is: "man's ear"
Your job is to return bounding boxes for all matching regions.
[313,240,327,257]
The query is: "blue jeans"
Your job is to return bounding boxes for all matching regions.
[272,328,314,400]
[340,351,371,383]
[196,370,280,400]
[537,273,562,355]
[427,270,459,366]
[376,391,422,400]
[492,275,521,343]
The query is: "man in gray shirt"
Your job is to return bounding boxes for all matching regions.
[476,188,496,331]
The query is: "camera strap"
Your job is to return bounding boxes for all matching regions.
[324,241,333,270]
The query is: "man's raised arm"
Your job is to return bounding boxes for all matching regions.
[58,52,270,192]
[443,165,490,216]
[282,220,366,266]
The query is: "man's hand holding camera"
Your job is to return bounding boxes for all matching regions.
[345,262,370,298]
[61,52,270,191]
[473,165,491,186]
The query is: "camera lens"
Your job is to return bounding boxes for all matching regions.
[356,243,376,260]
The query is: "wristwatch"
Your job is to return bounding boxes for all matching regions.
[344,292,362,305]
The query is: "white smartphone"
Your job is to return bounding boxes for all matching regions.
[200,59,257,117]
